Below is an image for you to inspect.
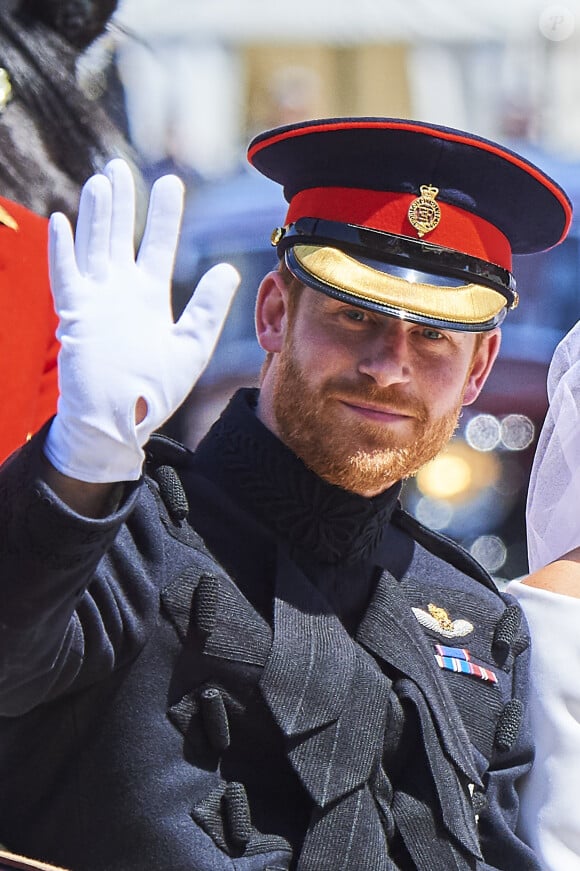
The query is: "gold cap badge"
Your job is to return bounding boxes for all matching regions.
[407,184,441,238]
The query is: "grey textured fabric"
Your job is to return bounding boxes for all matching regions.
[0,392,539,870]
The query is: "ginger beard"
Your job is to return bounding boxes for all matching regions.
[271,331,466,496]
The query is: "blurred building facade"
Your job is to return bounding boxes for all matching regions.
[108,0,580,177]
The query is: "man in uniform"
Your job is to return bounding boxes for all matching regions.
[0,118,572,870]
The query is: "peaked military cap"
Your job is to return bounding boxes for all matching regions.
[247,117,572,332]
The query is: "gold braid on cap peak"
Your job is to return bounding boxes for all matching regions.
[292,244,507,327]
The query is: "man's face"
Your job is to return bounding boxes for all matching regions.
[257,280,500,497]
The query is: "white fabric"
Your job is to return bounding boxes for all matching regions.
[527,320,580,571]
[506,581,580,871]
[514,319,580,868]
[44,159,239,483]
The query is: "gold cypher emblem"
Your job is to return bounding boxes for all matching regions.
[407,184,441,238]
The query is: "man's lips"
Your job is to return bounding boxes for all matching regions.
[338,398,417,424]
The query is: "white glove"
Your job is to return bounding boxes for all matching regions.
[526,320,580,571]
[44,158,240,483]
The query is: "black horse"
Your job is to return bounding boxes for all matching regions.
[0,0,137,220]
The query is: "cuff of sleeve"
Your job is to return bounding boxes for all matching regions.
[2,421,142,550]
[44,414,145,483]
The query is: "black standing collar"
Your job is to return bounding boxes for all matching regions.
[192,389,401,566]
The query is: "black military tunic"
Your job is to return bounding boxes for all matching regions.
[0,390,538,870]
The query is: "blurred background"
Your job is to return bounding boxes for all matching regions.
[85,0,580,584]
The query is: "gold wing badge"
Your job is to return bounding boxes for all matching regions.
[412,603,474,638]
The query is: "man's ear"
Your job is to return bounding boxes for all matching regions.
[462,328,502,406]
[255,270,290,353]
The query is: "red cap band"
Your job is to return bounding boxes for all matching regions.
[285,187,512,271]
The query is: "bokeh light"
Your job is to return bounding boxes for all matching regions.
[465,414,502,452]
[470,535,508,573]
[415,497,454,530]
[500,414,535,451]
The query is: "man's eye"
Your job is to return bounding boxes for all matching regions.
[345,309,366,322]
[422,327,444,340]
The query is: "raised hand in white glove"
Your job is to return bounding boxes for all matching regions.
[44,158,240,483]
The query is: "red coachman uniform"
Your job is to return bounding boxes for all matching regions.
[0,197,59,463]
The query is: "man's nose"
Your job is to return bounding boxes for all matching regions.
[357,324,412,386]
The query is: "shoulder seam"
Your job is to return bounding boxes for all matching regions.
[393,507,498,593]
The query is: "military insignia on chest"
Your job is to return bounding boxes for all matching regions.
[412,602,474,638]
